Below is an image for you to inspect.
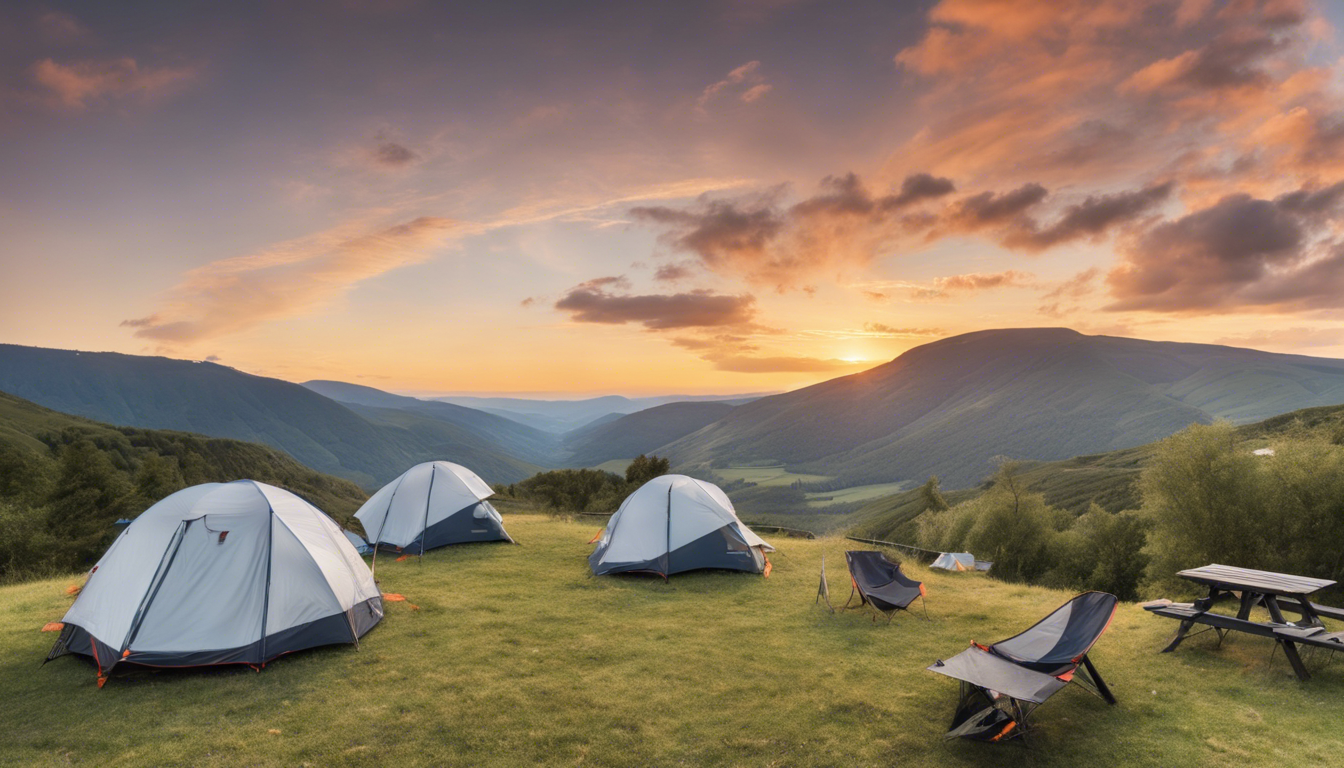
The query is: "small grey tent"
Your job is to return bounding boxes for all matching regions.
[46,481,382,685]
[589,474,774,578]
[355,461,513,555]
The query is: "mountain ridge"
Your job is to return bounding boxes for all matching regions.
[660,328,1344,488]
[0,345,542,487]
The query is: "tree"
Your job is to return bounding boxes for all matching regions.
[46,441,133,569]
[625,454,670,486]
[1139,422,1264,593]
[918,475,950,513]
[133,453,185,508]
[514,469,625,512]
[1054,504,1150,600]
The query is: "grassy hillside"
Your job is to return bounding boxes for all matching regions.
[850,403,1344,546]
[659,328,1344,488]
[0,391,370,578]
[0,391,367,515]
[5,514,1343,766]
[562,401,735,466]
[0,346,541,487]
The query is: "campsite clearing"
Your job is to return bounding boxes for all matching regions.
[5,513,1344,767]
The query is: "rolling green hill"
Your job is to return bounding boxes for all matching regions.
[561,401,735,466]
[0,345,542,487]
[0,390,370,578]
[661,328,1344,489]
[849,402,1344,545]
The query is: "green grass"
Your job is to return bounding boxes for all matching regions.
[715,465,833,487]
[589,458,632,474]
[806,482,909,508]
[5,513,1344,767]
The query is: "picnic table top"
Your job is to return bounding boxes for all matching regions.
[1177,564,1336,597]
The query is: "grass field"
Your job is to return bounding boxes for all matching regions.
[714,465,833,487]
[589,458,632,474]
[5,513,1344,767]
[805,482,909,508]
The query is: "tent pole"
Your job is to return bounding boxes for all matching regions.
[420,464,437,563]
[664,485,673,580]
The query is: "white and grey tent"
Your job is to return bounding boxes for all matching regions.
[588,475,774,578]
[355,461,513,555]
[46,481,382,684]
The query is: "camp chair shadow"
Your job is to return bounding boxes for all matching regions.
[926,591,1118,743]
[839,551,927,623]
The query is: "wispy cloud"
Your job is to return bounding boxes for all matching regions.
[697,61,772,111]
[123,216,457,344]
[370,141,419,169]
[35,11,90,43]
[32,57,197,110]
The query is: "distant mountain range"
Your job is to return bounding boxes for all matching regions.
[305,380,744,469]
[6,328,1344,495]
[0,345,543,488]
[561,401,736,467]
[429,393,765,433]
[661,328,1344,487]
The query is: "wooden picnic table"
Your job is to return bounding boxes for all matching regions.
[1145,564,1338,681]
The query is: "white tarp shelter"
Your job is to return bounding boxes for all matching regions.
[588,474,774,578]
[931,552,992,572]
[46,480,382,684]
[355,461,513,554]
[932,552,977,571]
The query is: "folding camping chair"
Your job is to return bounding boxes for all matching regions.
[841,551,927,623]
[926,591,1118,743]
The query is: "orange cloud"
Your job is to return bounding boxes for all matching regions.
[32,57,197,110]
[697,61,772,111]
[891,0,1335,194]
[631,173,957,288]
[123,217,457,343]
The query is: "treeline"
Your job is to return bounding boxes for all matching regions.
[916,421,1344,601]
[0,425,367,582]
[498,454,669,513]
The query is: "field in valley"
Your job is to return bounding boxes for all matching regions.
[4,512,1344,767]
[713,464,833,487]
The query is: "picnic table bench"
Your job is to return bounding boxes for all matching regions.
[1144,564,1339,681]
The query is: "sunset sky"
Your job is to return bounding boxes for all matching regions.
[3,0,1344,396]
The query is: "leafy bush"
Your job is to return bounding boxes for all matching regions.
[1050,504,1150,599]
[508,455,673,515]
[1141,422,1344,595]
[625,454,670,486]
